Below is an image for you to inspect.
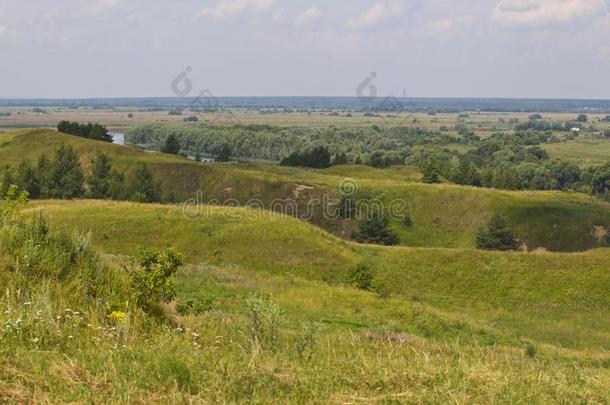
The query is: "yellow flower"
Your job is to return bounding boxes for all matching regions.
[109,311,127,324]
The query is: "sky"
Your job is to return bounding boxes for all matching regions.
[1,0,610,99]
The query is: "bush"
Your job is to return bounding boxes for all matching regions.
[128,248,183,311]
[353,212,400,246]
[244,295,284,352]
[216,145,232,162]
[293,322,321,361]
[476,214,518,251]
[176,298,214,316]
[281,146,331,168]
[347,263,373,290]
[525,343,537,358]
[161,134,181,155]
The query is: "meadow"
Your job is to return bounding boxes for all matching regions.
[1,111,609,403]
[0,198,607,403]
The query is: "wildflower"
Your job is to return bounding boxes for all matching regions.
[108,311,127,324]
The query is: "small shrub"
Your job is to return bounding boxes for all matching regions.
[476,214,518,251]
[525,343,537,358]
[402,214,413,228]
[176,298,214,316]
[128,248,183,311]
[244,295,284,352]
[347,263,373,291]
[353,212,400,246]
[293,322,321,361]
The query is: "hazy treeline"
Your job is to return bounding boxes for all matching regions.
[125,124,458,162]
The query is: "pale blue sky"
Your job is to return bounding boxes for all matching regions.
[1,0,610,98]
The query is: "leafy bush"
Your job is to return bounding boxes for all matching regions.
[347,263,373,291]
[525,344,537,358]
[128,248,183,311]
[176,298,214,316]
[161,134,181,155]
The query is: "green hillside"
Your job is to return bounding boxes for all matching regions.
[32,200,610,351]
[3,201,609,402]
[3,129,610,252]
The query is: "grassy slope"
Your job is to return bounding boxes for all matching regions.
[32,200,610,352]
[4,128,610,251]
[543,136,610,166]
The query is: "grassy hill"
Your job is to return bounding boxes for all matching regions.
[3,128,610,252]
[1,170,608,401]
[31,200,610,352]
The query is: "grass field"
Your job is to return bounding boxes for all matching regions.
[2,107,609,135]
[31,200,610,352]
[1,125,610,402]
[3,129,610,252]
[544,136,610,166]
[3,199,607,402]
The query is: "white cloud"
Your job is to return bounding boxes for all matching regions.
[272,8,285,22]
[200,0,274,19]
[425,15,476,35]
[0,23,17,42]
[78,0,122,17]
[346,0,405,30]
[493,0,609,28]
[294,7,321,29]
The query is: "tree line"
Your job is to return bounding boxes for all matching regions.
[0,145,160,203]
[57,121,113,143]
[409,132,610,200]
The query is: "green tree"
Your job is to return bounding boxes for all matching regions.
[87,152,112,199]
[591,163,610,199]
[127,163,160,203]
[50,144,84,199]
[36,154,53,198]
[576,114,588,123]
[336,195,355,219]
[108,170,127,200]
[421,166,441,184]
[476,214,519,251]
[15,160,40,199]
[128,248,183,311]
[217,144,232,162]
[1,166,14,195]
[353,212,399,246]
[161,134,181,155]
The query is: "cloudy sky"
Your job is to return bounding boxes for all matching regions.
[1,0,610,99]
